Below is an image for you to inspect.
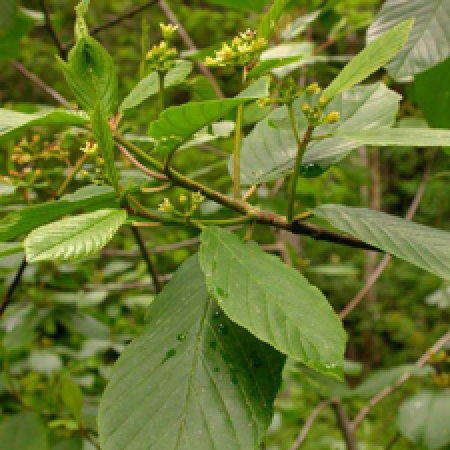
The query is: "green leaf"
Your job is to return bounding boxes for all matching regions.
[414,57,450,129]
[314,204,450,280]
[148,76,269,154]
[334,127,450,147]
[247,56,304,79]
[323,19,413,100]
[0,182,17,196]
[98,255,284,450]
[0,412,48,450]
[368,0,450,81]
[0,0,17,35]
[59,35,118,114]
[120,60,193,112]
[0,185,116,242]
[0,108,89,143]
[61,378,83,424]
[237,83,400,185]
[199,226,346,378]
[0,10,34,61]
[24,209,127,263]
[0,242,23,257]
[204,0,268,11]
[353,365,434,398]
[258,0,293,39]
[397,389,450,449]
[51,438,83,450]
[90,104,119,191]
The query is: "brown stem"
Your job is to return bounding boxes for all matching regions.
[350,330,450,431]
[332,401,358,450]
[10,61,72,108]
[38,0,66,59]
[0,258,27,317]
[158,0,224,98]
[130,226,163,293]
[63,0,159,51]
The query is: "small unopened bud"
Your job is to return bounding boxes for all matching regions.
[160,23,178,40]
[326,111,340,123]
[306,82,321,95]
[179,194,187,203]
[158,198,174,213]
[302,102,310,113]
[319,95,328,107]
[81,141,97,155]
[191,191,205,204]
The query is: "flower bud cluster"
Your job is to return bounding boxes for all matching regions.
[146,39,178,73]
[205,29,267,68]
[430,350,450,388]
[301,83,340,126]
[160,23,178,41]
[158,191,206,216]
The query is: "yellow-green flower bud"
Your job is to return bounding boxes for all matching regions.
[81,141,97,155]
[192,191,205,204]
[306,82,321,95]
[160,23,178,40]
[326,111,340,123]
[179,194,187,203]
[158,198,174,214]
[319,95,328,107]
[302,102,310,113]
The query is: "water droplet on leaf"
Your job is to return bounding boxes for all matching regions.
[299,162,330,178]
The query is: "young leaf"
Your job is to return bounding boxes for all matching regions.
[0,185,117,242]
[58,35,118,114]
[281,9,321,40]
[314,204,450,280]
[148,76,269,154]
[199,226,347,378]
[61,378,83,424]
[24,209,127,263]
[98,255,284,450]
[0,108,89,143]
[90,104,119,191]
[323,19,413,100]
[237,83,400,185]
[258,0,293,39]
[397,389,450,449]
[0,412,48,450]
[120,60,193,112]
[368,0,450,81]
[333,127,450,147]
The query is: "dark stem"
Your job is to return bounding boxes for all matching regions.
[1,258,27,317]
[332,402,358,450]
[130,226,163,293]
[38,0,66,59]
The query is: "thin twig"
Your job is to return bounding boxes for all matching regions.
[332,401,358,450]
[290,398,335,450]
[130,225,163,293]
[339,156,434,319]
[38,0,66,59]
[350,330,450,431]
[63,0,159,51]
[10,61,72,108]
[158,0,224,98]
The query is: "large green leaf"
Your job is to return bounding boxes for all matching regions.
[24,208,127,263]
[323,19,413,99]
[414,57,450,129]
[120,60,193,112]
[98,255,284,450]
[334,127,450,147]
[148,76,269,154]
[237,83,400,185]
[368,0,450,82]
[0,108,89,143]
[59,35,118,114]
[199,226,346,378]
[314,204,450,280]
[397,389,450,449]
[0,412,48,450]
[0,10,34,60]
[90,104,119,191]
[0,185,116,242]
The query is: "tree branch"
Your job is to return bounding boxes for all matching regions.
[350,330,450,431]
[339,155,434,319]
[38,0,66,59]
[130,225,163,293]
[158,0,224,98]
[332,401,358,450]
[63,0,159,51]
[0,258,27,316]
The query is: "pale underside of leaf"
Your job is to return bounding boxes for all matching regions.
[368,0,450,81]
[24,209,127,262]
[98,255,284,450]
[314,204,450,280]
[199,226,346,378]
